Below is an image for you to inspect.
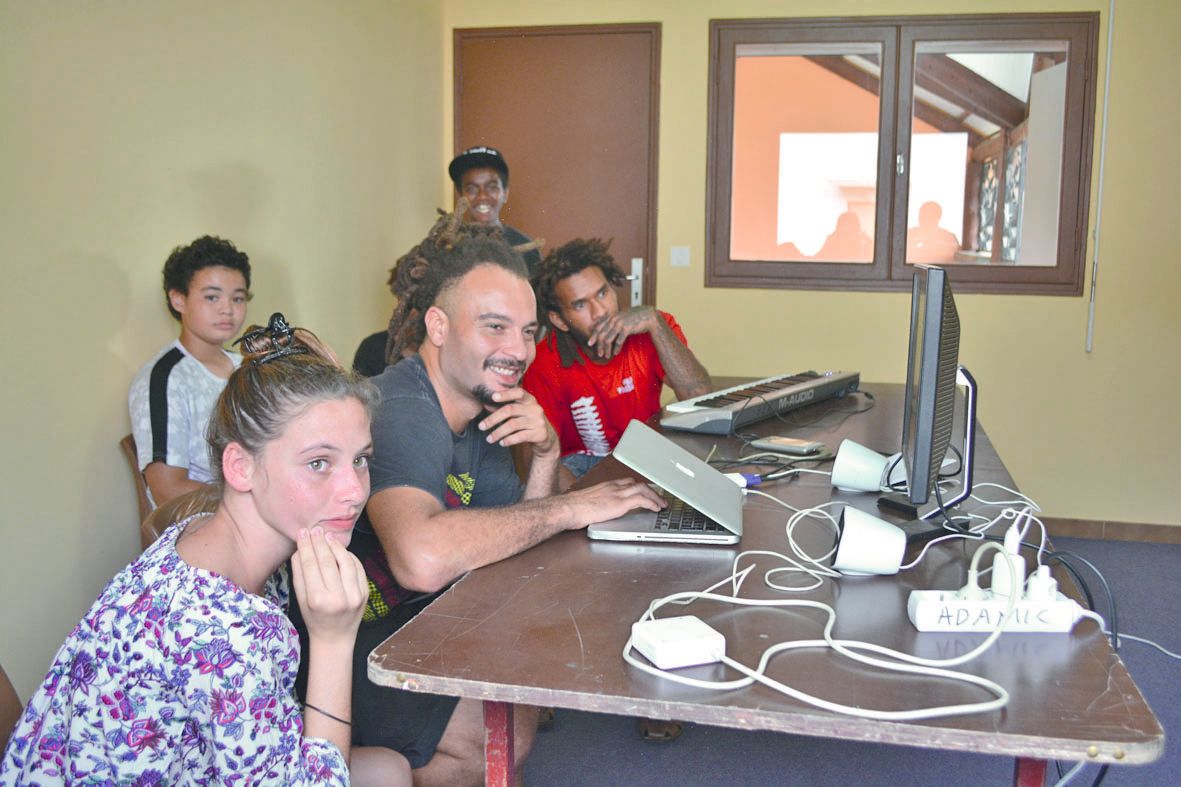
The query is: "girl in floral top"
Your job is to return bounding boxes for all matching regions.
[1,315,410,786]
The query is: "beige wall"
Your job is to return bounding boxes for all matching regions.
[1,0,1177,697]
[443,0,1181,524]
[0,0,443,694]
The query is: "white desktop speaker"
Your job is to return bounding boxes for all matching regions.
[832,507,906,576]
[831,439,890,492]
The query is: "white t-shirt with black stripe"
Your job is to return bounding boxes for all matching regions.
[128,340,241,501]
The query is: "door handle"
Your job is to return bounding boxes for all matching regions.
[626,257,643,307]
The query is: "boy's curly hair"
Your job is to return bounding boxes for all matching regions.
[162,235,252,320]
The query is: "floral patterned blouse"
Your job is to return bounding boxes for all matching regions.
[0,517,347,785]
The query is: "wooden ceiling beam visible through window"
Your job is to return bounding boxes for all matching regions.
[915,54,1027,130]
[804,55,980,145]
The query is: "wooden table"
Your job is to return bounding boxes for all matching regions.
[368,384,1163,785]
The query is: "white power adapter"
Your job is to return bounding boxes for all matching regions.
[631,615,726,669]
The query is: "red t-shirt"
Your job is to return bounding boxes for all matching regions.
[522,311,689,457]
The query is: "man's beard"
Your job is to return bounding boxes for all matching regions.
[566,325,594,350]
[566,319,616,357]
[472,384,500,408]
[472,357,526,409]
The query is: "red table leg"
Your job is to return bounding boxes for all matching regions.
[484,700,515,787]
[1014,757,1047,787]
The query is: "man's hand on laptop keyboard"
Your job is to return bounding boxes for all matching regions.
[562,479,667,530]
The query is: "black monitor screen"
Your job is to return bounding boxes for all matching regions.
[900,265,960,506]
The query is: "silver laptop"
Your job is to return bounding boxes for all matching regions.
[586,420,743,544]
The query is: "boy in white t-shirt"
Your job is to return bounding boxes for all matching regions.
[128,236,251,507]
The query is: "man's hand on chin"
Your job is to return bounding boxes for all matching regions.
[587,306,659,360]
[477,386,559,456]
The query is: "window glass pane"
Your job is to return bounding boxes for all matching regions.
[730,44,882,264]
[905,42,1069,267]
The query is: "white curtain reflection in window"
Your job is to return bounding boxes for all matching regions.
[776,132,877,261]
[776,132,966,263]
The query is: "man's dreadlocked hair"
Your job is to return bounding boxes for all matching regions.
[534,237,628,322]
[385,198,542,364]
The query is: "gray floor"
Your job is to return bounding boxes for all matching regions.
[524,538,1178,786]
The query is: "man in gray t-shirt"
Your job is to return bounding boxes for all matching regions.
[343,237,663,783]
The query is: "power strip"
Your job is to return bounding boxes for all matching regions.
[908,589,1086,633]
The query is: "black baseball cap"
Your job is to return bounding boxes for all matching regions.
[448,145,509,188]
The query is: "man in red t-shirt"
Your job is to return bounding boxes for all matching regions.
[523,238,713,489]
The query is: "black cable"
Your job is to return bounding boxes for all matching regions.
[1043,552,1098,613]
[977,533,1117,647]
[707,448,835,486]
[726,390,778,441]
[978,533,1096,610]
[932,480,971,533]
[707,452,795,472]
[763,451,836,481]
[938,445,963,478]
[775,389,876,430]
[885,453,905,491]
[1044,548,1118,650]
[888,446,964,494]
[919,476,1114,642]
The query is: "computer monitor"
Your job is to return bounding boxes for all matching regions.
[901,265,959,506]
[878,265,977,528]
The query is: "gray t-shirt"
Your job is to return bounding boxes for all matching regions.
[352,354,523,615]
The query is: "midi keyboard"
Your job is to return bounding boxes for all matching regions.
[659,370,861,435]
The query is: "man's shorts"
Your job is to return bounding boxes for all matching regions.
[292,592,458,769]
[349,594,459,768]
[561,451,606,480]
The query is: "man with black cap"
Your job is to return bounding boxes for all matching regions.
[352,149,541,377]
[448,145,542,277]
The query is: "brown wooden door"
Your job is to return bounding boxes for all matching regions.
[455,24,660,306]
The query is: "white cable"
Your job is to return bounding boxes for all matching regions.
[741,491,845,590]
[1086,0,1116,353]
[736,450,784,464]
[636,455,1128,724]
[743,487,802,514]
[736,450,835,482]
[899,529,980,571]
[897,502,1039,572]
[721,644,1008,721]
[624,544,1020,722]
[767,467,832,482]
[623,593,1010,720]
[968,482,1042,512]
[1105,630,1179,659]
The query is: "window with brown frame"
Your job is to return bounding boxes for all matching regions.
[705,14,1098,294]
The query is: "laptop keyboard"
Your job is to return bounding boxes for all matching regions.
[655,498,725,533]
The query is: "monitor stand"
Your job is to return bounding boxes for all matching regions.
[894,518,954,544]
[876,367,978,542]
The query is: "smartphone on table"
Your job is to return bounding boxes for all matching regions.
[748,435,825,456]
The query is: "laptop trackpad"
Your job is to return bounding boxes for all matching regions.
[587,508,657,537]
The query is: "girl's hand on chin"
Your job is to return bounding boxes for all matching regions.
[291,527,367,645]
